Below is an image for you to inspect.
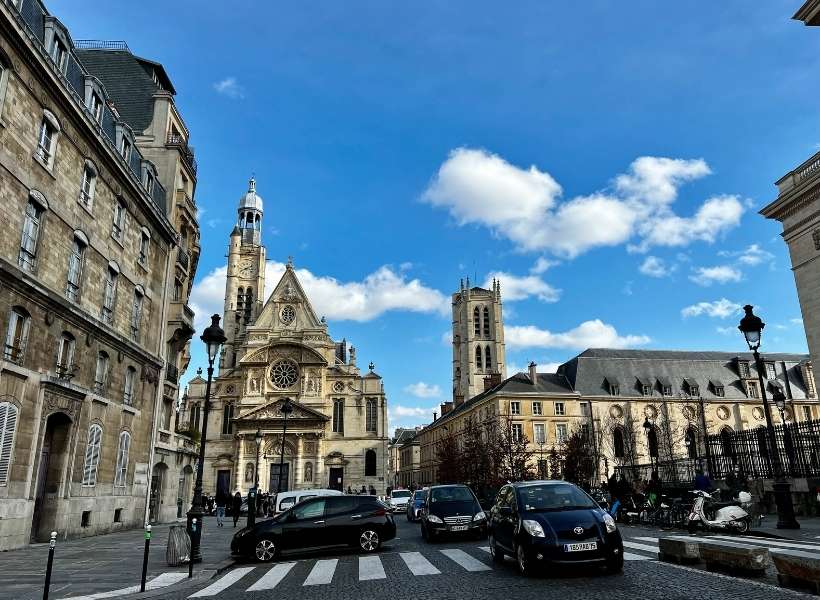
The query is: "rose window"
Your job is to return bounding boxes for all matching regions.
[281,305,296,325]
[333,381,344,393]
[269,359,299,389]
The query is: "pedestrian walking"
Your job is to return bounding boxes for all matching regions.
[215,490,227,527]
[232,490,242,527]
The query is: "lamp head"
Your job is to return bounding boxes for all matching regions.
[200,314,227,363]
[772,388,787,412]
[738,305,764,351]
[255,428,263,445]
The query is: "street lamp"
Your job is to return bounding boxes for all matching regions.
[738,305,799,529]
[187,314,226,562]
[643,418,655,481]
[248,428,262,528]
[276,398,294,497]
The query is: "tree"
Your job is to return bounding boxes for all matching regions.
[497,412,534,482]
[435,428,462,484]
[600,409,641,482]
[547,447,562,479]
[561,427,596,487]
[461,416,493,495]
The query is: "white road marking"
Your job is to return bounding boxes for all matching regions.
[246,562,296,592]
[65,572,187,600]
[400,551,441,575]
[622,540,659,553]
[189,567,255,597]
[358,555,386,580]
[477,546,491,553]
[624,551,652,561]
[709,535,820,552]
[304,559,338,585]
[439,548,492,572]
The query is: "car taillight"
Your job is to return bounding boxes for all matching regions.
[373,507,386,516]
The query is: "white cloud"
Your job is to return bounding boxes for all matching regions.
[506,320,650,350]
[719,244,775,266]
[639,256,673,278]
[389,405,434,418]
[792,317,804,326]
[441,330,453,346]
[681,298,742,319]
[716,326,735,336]
[484,271,560,303]
[403,382,442,398]
[530,257,557,274]
[688,265,742,287]
[213,77,245,99]
[422,149,744,258]
[189,261,449,332]
[507,361,562,375]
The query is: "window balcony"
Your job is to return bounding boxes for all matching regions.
[165,362,179,384]
[176,248,190,271]
[166,133,197,175]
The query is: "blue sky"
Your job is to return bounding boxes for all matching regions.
[58,1,820,434]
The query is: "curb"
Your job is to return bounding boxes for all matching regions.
[100,558,237,600]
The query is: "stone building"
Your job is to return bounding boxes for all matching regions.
[75,41,201,524]
[0,0,181,549]
[397,433,421,489]
[186,180,390,497]
[388,427,423,489]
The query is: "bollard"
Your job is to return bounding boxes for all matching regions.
[42,531,56,600]
[140,524,152,592]
[188,519,196,579]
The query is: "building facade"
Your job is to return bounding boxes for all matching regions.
[187,181,390,498]
[0,0,180,549]
[397,434,421,489]
[388,427,422,489]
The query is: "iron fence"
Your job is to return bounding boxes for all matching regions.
[614,458,699,487]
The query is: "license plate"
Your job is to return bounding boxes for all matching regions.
[449,525,468,531]
[564,542,597,552]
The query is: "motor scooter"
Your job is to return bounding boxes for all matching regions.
[687,489,752,534]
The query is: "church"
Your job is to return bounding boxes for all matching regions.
[186,179,389,497]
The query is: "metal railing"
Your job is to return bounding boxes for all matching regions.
[176,248,189,270]
[165,363,179,384]
[166,133,197,175]
[75,40,130,51]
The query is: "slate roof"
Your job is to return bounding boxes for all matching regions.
[391,428,419,445]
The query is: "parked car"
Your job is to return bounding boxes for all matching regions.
[420,484,487,541]
[273,489,343,515]
[488,480,623,576]
[231,494,396,562]
[388,489,412,513]
[406,489,427,522]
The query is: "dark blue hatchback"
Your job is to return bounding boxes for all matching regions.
[488,481,623,576]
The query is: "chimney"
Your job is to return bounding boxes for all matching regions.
[454,394,464,407]
[529,361,538,385]
[440,401,454,416]
[433,411,438,421]
[484,373,502,391]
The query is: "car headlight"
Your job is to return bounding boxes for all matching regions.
[473,511,486,522]
[521,519,545,538]
[428,514,443,524]
[602,513,617,533]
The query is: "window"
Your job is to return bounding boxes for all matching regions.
[87,91,103,123]
[533,422,546,445]
[804,406,812,421]
[642,384,652,397]
[473,306,480,336]
[173,279,183,301]
[366,397,377,432]
[475,345,482,370]
[82,424,103,486]
[554,402,565,416]
[714,385,725,397]
[221,403,234,435]
[101,265,118,324]
[333,398,344,434]
[191,403,201,432]
[747,381,759,399]
[4,307,30,364]
[0,401,19,486]
[613,428,625,458]
[293,498,326,520]
[609,383,620,396]
[130,288,144,341]
[663,386,673,397]
[484,345,492,370]
[114,431,130,487]
[145,171,155,195]
[56,332,75,377]
[112,200,126,242]
[79,164,96,208]
[580,423,590,441]
[36,115,58,166]
[94,351,109,394]
[138,230,150,267]
[364,449,377,476]
[511,423,523,442]
[532,401,542,416]
[114,509,122,523]
[556,423,568,443]
[690,385,699,397]
[580,402,590,417]
[49,36,67,72]
[65,234,86,302]
[19,198,44,272]
[123,367,136,405]
[119,136,132,162]
[766,362,776,380]
[510,401,520,416]
[482,307,490,336]
[738,361,750,378]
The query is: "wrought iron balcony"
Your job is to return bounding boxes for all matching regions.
[166,362,179,384]
[166,133,197,175]
[176,248,190,271]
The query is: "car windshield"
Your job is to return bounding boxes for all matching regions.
[392,491,411,499]
[431,487,473,503]
[518,484,597,511]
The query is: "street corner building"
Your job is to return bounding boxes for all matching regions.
[185,179,390,499]
[0,0,201,550]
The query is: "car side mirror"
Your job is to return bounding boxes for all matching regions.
[499,506,513,517]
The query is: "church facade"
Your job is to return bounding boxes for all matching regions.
[187,180,389,497]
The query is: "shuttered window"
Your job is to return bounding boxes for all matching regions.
[114,431,130,487]
[81,425,103,486]
[0,402,19,485]
[365,398,377,432]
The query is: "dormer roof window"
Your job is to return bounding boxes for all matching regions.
[709,379,725,397]
[737,360,751,378]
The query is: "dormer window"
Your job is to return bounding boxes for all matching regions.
[88,91,103,123]
[642,385,652,396]
[738,361,750,378]
[663,386,672,397]
[765,362,776,379]
[145,171,155,195]
[50,37,67,73]
[610,383,620,396]
[690,385,699,396]
[637,377,653,397]
[119,136,132,162]
[715,386,724,397]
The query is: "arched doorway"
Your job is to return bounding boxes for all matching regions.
[32,412,72,542]
[149,462,168,523]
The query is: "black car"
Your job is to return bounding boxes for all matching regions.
[488,480,623,576]
[231,494,396,562]
[420,484,487,541]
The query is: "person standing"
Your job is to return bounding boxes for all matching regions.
[232,490,242,527]
[215,490,227,527]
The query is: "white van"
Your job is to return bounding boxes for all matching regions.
[274,488,343,514]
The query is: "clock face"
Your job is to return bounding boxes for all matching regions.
[239,260,254,277]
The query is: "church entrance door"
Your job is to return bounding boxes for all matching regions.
[329,467,344,491]
[270,463,289,493]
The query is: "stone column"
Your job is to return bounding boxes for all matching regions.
[236,432,246,493]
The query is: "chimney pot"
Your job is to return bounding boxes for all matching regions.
[529,361,538,385]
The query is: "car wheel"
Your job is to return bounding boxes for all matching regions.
[516,544,533,577]
[254,537,277,563]
[606,551,624,574]
[488,532,504,564]
[359,529,381,553]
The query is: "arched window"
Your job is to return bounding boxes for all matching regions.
[82,424,103,486]
[0,401,19,485]
[244,462,255,483]
[475,345,482,370]
[613,428,625,459]
[114,431,131,487]
[483,307,490,336]
[4,306,30,364]
[19,194,46,272]
[484,345,492,370]
[647,426,659,458]
[366,398,377,432]
[66,232,88,302]
[236,287,244,311]
[365,449,377,477]
[473,306,480,336]
[254,214,261,230]
[685,427,698,459]
[244,288,253,321]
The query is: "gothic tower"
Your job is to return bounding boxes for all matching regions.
[221,177,267,372]
[451,279,507,405]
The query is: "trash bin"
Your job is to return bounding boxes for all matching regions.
[166,524,191,566]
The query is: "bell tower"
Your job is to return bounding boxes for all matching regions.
[222,177,267,371]
[451,278,507,405]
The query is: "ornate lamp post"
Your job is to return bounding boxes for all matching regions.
[772,388,797,476]
[738,305,799,529]
[247,428,262,528]
[643,417,656,481]
[276,398,294,496]
[187,315,226,562]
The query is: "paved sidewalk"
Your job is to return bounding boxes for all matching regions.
[753,513,820,540]
[0,516,239,600]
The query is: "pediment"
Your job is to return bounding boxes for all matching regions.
[237,398,330,422]
[254,263,323,330]
[239,343,326,366]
